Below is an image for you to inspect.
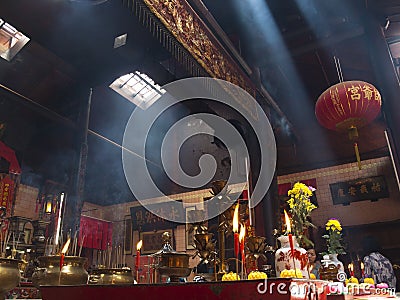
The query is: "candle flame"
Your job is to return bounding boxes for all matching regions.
[233,203,239,233]
[61,238,71,254]
[239,224,245,242]
[137,240,143,251]
[284,210,291,233]
[348,263,353,271]
[360,262,364,270]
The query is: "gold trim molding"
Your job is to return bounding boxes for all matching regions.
[142,0,258,119]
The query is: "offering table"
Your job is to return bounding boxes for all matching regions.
[39,278,329,300]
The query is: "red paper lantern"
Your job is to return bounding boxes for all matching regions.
[315,80,382,168]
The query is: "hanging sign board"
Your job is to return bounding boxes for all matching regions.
[330,176,389,205]
[130,201,182,232]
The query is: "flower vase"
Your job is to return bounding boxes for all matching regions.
[320,254,344,281]
[275,235,309,278]
[329,253,344,272]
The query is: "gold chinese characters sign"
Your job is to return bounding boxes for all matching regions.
[329,176,389,205]
[130,201,183,232]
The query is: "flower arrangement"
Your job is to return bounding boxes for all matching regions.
[286,182,317,247]
[322,219,346,255]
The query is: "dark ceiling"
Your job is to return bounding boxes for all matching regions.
[1,0,400,206]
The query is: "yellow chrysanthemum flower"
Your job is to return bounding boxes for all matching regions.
[285,182,317,245]
[364,278,374,285]
[325,219,342,232]
[288,182,313,198]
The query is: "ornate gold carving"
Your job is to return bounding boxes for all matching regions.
[142,0,258,119]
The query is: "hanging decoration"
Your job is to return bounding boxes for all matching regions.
[0,138,21,221]
[0,141,21,175]
[315,57,382,169]
[122,0,259,120]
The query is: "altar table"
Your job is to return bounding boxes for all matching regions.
[39,278,328,300]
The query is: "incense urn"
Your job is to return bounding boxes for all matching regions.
[89,268,134,285]
[32,256,88,287]
[153,232,191,283]
[0,258,21,300]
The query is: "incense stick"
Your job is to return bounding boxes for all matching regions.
[78,234,86,257]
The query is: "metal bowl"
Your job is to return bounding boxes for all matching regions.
[89,268,134,285]
[0,258,21,299]
[155,252,192,282]
[153,231,192,282]
[157,266,192,282]
[32,256,88,287]
[158,252,190,268]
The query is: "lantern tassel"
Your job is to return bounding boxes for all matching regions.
[354,142,362,170]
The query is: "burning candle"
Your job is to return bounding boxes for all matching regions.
[136,240,142,269]
[233,203,240,258]
[60,238,71,270]
[239,224,246,278]
[284,210,294,254]
[135,240,142,283]
[360,262,365,277]
[348,263,354,277]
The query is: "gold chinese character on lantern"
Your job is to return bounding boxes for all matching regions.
[362,85,373,100]
[374,88,382,102]
[348,85,361,100]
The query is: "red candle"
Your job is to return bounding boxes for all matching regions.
[135,251,140,268]
[135,240,142,270]
[239,224,246,278]
[60,238,71,270]
[288,233,294,254]
[284,210,294,254]
[239,224,246,262]
[348,263,354,277]
[234,233,239,258]
[60,253,65,270]
[233,203,240,258]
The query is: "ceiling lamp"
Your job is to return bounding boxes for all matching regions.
[315,78,381,169]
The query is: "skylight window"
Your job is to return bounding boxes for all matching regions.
[0,19,30,61]
[109,71,166,110]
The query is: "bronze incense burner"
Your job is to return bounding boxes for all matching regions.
[153,232,191,283]
[89,268,134,285]
[32,256,88,287]
[0,258,21,299]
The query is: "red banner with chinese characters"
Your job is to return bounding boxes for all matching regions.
[0,175,15,216]
[79,215,113,250]
[0,175,14,233]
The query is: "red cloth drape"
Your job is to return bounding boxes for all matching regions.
[278,179,317,196]
[300,178,317,189]
[278,182,292,196]
[0,141,21,174]
[79,215,113,250]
